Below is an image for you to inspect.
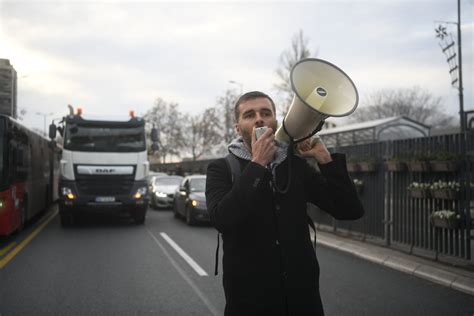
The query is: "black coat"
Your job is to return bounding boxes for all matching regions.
[206,153,364,316]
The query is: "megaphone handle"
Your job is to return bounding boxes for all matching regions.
[292,120,326,144]
[281,119,295,141]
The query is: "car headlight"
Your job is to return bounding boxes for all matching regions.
[191,200,204,207]
[155,192,167,198]
[134,187,148,199]
[61,187,76,200]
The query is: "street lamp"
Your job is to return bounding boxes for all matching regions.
[434,0,464,132]
[36,112,54,136]
[228,80,243,95]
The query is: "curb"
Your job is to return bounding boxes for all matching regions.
[314,232,474,296]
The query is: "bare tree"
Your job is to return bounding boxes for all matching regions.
[215,88,239,144]
[273,29,316,115]
[183,107,221,161]
[144,98,186,163]
[349,87,456,127]
[17,108,26,121]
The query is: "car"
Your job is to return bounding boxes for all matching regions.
[146,172,168,185]
[149,175,183,209]
[173,175,208,225]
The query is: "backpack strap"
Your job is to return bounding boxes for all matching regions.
[225,153,242,183]
[214,231,220,275]
[307,216,317,251]
[214,154,242,276]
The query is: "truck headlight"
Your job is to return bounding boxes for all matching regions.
[191,200,199,207]
[134,187,148,199]
[61,187,76,200]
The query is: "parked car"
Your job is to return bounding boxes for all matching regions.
[173,175,208,225]
[149,175,183,209]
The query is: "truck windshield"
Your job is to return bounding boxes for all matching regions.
[64,124,146,152]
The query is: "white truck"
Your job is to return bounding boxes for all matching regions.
[50,108,158,226]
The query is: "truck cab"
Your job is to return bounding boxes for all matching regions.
[52,110,155,226]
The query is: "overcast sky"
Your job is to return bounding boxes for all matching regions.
[1,0,472,133]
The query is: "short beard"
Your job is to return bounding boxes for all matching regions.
[241,129,252,151]
[241,120,278,151]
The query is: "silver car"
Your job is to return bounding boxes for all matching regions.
[149,175,183,209]
[147,172,168,185]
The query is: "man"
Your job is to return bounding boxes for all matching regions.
[206,91,364,316]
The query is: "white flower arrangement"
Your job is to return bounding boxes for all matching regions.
[407,182,430,190]
[431,210,461,220]
[430,180,461,191]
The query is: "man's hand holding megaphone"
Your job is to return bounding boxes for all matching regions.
[250,126,277,167]
[297,136,333,165]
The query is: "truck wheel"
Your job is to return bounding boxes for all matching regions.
[60,212,74,227]
[133,208,146,225]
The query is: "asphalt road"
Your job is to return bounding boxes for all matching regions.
[1,204,473,315]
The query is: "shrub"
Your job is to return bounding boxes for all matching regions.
[431,210,460,220]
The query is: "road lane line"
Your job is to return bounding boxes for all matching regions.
[146,229,219,316]
[159,232,208,277]
[0,209,58,269]
[0,242,17,256]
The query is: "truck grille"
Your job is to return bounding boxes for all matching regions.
[74,165,135,196]
[76,177,134,196]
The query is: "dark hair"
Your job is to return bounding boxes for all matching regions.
[234,91,276,122]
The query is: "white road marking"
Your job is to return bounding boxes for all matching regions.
[159,232,208,276]
[146,229,219,316]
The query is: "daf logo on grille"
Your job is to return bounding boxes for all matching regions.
[78,166,133,175]
[95,168,115,173]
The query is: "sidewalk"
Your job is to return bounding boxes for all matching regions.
[313,230,474,296]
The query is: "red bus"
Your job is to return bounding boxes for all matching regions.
[0,114,59,236]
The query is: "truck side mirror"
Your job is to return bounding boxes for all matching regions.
[151,127,158,142]
[49,124,57,140]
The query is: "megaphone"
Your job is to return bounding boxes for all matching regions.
[275,58,359,143]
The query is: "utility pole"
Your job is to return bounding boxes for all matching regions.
[457,0,465,133]
[36,112,54,136]
[435,0,470,260]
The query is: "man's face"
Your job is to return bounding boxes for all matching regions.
[235,97,278,148]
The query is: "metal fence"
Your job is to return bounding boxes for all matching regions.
[310,131,473,265]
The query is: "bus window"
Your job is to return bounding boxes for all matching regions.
[15,147,28,182]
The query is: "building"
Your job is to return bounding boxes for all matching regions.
[0,59,17,118]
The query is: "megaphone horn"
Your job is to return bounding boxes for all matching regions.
[275,58,359,143]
